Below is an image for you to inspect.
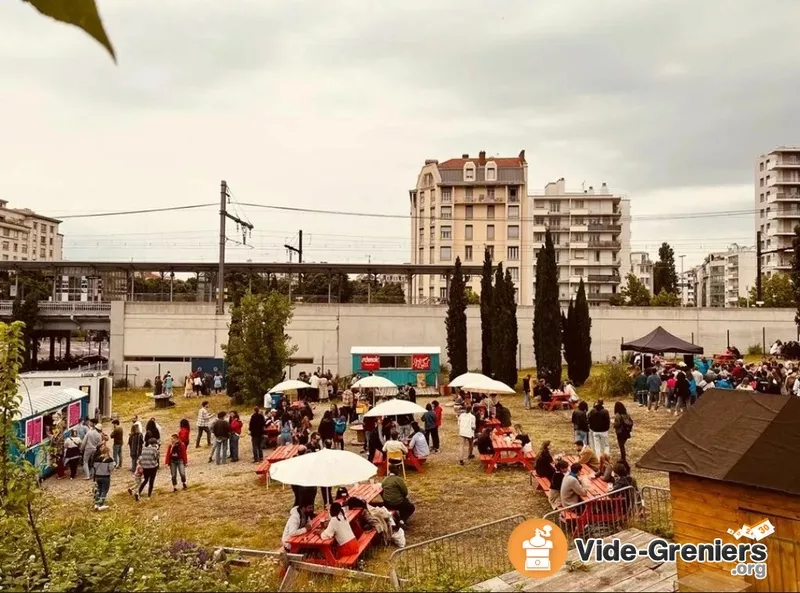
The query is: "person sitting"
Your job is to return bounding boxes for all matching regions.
[560,462,588,507]
[534,378,552,405]
[306,431,323,453]
[281,502,316,550]
[563,380,579,403]
[475,427,495,455]
[534,440,555,480]
[594,453,614,482]
[548,459,569,509]
[382,431,408,461]
[381,464,415,524]
[513,424,533,454]
[495,401,512,427]
[407,422,430,460]
[608,462,638,513]
[320,502,359,557]
[575,439,600,472]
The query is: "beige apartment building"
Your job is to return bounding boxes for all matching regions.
[0,199,63,262]
[532,179,630,306]
[629,251,654,294]
[409,151,530,304]
[693,245,756,308]
[756,146,800,275]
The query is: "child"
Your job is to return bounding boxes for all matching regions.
[127,461,144,497]
[333,414,347,450]
[92,445,115,511]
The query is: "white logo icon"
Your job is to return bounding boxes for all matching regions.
[727,519,775,542]
[522,526,554,571]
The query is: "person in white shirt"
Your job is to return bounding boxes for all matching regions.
[320,503,359,556]
[793,374,800,397]
[563,381,579,402]
[281,503,315,550]
[310,373,320,392]
[318,375,329,402]
[457,408,476,466]
[382,432,408,456]
[408,422,430,459]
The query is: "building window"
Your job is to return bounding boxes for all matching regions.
[440,226,452,240]
[12,243,17,252]
[440,246,452,261]
[464,164,475,181]
[465,187,473,202]
[508,246,519,260]
[760,193,765,203]
[508,205,519,219]
[429,246,434,262]
[438,287,447,301]
[50,225,55,233]
[574,267,584,276]
[33,222,37,230]
[442,188,451,203]
[534,216,545,225]
[508,267,519,282]
[419,247,424,263]
[509,187,519,203]
[549,201,560,212]
[573,233,584,242]
[574,200,584,209]
[486,245,494,259]
[420,192,425,206]
[760,162,764,171]
[760,178,764,187]
[486,164,497,181]
[2,255,7,261]
[1,229,7,237]
[595,250,601,262]
[430,227,435,241]
[573,250,585,259]
[487,205,495,220]
[441,206,452,219]
[430,189,436,203]
[465,205,473,220]
[40,249,46,258]
[508,225,519,240]
[22,245,27,254]
[465,225,473,240]
[553,234,560,245]
[465,245,473,261]
[419,229,424,243]
[487,225,495,240]
[487,187,495,201]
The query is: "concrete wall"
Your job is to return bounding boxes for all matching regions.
[111,302,799,380]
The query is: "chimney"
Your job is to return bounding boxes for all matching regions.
[479,150,486,164]
[424,159,438,165]
[588,186,595,194]
[519,149,526,162]
[462,153,469,159]
[601,182,608,194]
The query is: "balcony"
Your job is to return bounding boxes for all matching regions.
[569,208,589,216]
[569,224,589,233]
[588,223,622,232]
[588,240,621,249]
[774,209,800,218]
[568,241,589,249]
[775,193,800,201]
[587,292,615,301]
[587,274,620,283]
[773,177,800,186]
[771,158,800,168]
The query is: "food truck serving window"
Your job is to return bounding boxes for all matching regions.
[379,356,396,369]
[395,355,411,369]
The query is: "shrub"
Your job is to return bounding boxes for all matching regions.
[143,378,153,389]
[747,343,763,356]
[596,363,634,401]
[113,378,129,389]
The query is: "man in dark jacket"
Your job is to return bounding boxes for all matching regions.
[210,412,231,465]
[249,407,266,463]
[587,399,611,456]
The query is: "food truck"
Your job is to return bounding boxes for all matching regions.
[20,369,112,420]
[350,346,441,393]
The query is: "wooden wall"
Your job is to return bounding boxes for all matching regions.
[670,473,800,592]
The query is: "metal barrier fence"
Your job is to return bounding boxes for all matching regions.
[388,514,525,591]
[638,485,672,539]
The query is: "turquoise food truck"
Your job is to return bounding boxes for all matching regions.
[350,346,441,393]
[14,386,90,478]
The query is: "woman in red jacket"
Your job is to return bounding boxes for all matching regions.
[178,419,191,449]
[228,411,243,463]
[164,434,188,492]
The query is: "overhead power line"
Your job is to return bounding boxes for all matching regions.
[54,203,215,219]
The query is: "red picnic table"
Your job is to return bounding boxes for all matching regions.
[530,455,611,499]
[285,483,383,568]
[373,449,425,476]
[479,433,535,475]
[541,391,577,412]
[255,444,302,485]
[264,424,279,447]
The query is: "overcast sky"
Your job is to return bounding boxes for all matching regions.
[2,0,796,268]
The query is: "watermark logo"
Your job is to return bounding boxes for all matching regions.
[508,519,568,578]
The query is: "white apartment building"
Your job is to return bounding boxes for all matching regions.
[532,179,631,306]
[680,270,696,306]
[629,251,654,294]
[756,147,800,275]
[694,245,756,308]
[409,151,529,304]
[0,200,62,262]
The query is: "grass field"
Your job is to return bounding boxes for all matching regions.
[42,365,675,578]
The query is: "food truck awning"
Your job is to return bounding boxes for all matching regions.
[350,346,441,355]
[15,386,87,421]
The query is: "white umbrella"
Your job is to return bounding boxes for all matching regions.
[269,448,377,487]
[364,399,427,418]
[460,376,516,394]
[352,375,397,390]
[448,372,491,389]
[268,379,312,394]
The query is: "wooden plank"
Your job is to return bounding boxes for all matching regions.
[615,562,675,593]
[670,475,800,518]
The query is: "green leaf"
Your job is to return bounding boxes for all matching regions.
[24,0,116,62]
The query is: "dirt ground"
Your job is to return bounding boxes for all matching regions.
[43,368,676,569]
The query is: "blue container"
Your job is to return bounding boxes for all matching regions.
[271,393,283,409]
[350,348,441,388]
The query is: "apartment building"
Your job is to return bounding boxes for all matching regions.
[629,251,654,294]
[694,245,756,308]
[0,199,63,262]
[680,269,696,306]
[409,150,529,304]
[756,147,800,275]
[532,179,631,306]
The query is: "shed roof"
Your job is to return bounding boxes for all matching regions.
[620,326,703,354]
[16,387,88,421]
[350,346,441,355]
[637,389,800,496]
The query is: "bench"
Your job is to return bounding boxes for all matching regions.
[336,530,378,568]
[255,460,271,485]
[373,451,425,476]
[531,471,551,492]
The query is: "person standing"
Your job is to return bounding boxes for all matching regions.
[211,411,230,465]
[522,374,532,410]
[613,402,634,462]
[228,411,242,462]
[81,421,103,480]
[164,434,188,492]
[64,428,82,480]
[128,423,144,473]
[178,419,191,449]
[587,399,611,456]
[457,408,475,466]
[318,374,329,404]
[249,407,266,463]
[92,445,115,511]
[136,438,160,500]
[183,375,193,398]
[571,400,590,444]
[164,372,174,397]
[340,387,354,423]
[196,401,212,447]
[110,419,123,469]
[421,404,438,453]
[633,369,648,407]
[213,371,224,394]
[646,369,662,411]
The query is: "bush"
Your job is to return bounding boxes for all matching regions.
[143,378,152,389]
[596,363,634,401]
[113,378,129,389]
[747,343,763,356]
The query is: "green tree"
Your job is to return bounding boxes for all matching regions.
[504,268,519,388]
[653,243,679,295]
[11,272,51,370]
[479,248,493,376]
[651,288,681,307]
[445,257,468,380]
[26,0,115,60]
[490,267,518,388]
[793,224,800,326]
[533,229,562,388]
[222,292,297,403]
[465,290,480,305]
[569,279,592,385]
[748,272,794,307]
[618,273,652,306]
[302,272,353,303]
[562,301,574,372]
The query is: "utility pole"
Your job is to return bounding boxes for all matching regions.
[284,231,303,296]
[756,230,762,302]
[217,180,254,315]
[679,255,685,307]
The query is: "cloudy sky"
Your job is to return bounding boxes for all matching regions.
[1,0,796,267]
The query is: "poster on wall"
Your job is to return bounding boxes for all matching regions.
[25,417,43,448]
[68,401,81,427]
[411,354,431,371]
[360,355,380,371]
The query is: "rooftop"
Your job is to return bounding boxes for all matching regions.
[437,150,526,169]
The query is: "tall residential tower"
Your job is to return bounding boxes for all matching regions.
[756,147,800,275]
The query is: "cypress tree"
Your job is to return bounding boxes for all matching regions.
[505,268,519,388]
[480,248,493,376]
[533,229,562,388]
[445,256,468,380]
[563,300,575,371]
[570,279,593,385]
[489,262,505,380]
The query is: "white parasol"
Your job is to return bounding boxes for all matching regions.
[352,375,397,390]
[459,376,516,394]
[269,448,377,487]
[268,379,312,394]
[448,372,491,389]
[364,399,427,418]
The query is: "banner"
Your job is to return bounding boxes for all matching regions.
[68,401,82,427]
[411,354,431,370]
[360,355,380,371]
[25,417,43,447]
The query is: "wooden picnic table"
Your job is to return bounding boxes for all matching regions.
[255,444,302,485]
[479,417,501,432]
[344,482,383,504]
[264,424,279,447]
[373,449,425,476]
[530,455,612,500]
[542,391,577,412]
[480,433,534,475]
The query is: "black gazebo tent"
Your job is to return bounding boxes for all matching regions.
[620,326,703,355]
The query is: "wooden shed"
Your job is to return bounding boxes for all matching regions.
[638,389,800,592]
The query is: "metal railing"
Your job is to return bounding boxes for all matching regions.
[388,514,525,591]
[0,300,111,316]
[638,485,672,538]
